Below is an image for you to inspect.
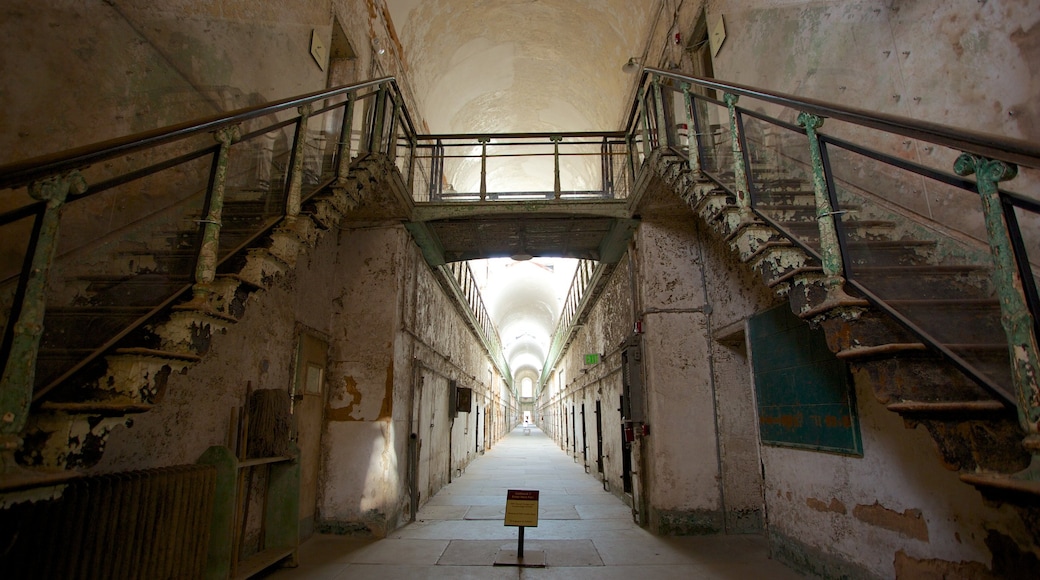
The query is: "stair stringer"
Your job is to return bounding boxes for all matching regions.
[16,155,400,473]
[647,151,1031,480]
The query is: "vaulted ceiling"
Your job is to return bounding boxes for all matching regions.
[384,1,655,386]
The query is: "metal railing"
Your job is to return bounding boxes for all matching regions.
[0,78,418,448]
[410,132,631,202]
[441,261,509,380]
[631,67,1040,468]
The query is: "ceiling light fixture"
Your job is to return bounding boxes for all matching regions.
[373,38,386,56]
[510,253,533,261]
[622,56,643,74]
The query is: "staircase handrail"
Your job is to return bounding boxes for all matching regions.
[0,77,412,191]
[636,68,1040,170]
[631,67,1040,475]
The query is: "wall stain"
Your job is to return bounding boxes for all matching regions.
[894,549,996,579]
[853,501,929,542]
[378,363,393,419]
[327,376,362,421]
[806,496,847,515]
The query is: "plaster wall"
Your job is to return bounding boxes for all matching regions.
[633,214,726,533]
[539,254,633,502]
[318,226,512,536]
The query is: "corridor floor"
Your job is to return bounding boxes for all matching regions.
[268,426,805,579]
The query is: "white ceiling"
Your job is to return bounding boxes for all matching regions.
[385,2,651,388]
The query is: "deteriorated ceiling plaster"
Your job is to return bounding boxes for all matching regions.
[385,1,652,386]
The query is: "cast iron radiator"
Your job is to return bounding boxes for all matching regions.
[0,464,217,579]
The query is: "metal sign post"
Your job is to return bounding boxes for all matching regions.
[494,489,545,567]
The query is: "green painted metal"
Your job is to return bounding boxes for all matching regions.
[0,171,85,457]
[335,93,356,183]
[748,303,863,455]
[197,445,238,580]
[652,78,669,149]
[798,112,845,281]
[954,153,1040,478]
[551,136,563,199]
[680,83,701,174]
[194,126,239,292]
[286,104,312,218]
[264,442,301,564]
[370,84,389,154]
[638,87,652,161]
[724,93,751,212]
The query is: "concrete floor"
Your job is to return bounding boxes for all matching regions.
[268,426,806,579]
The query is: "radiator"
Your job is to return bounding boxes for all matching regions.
[0,464,216,579]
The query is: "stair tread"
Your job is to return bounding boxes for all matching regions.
[887,400,1007,413]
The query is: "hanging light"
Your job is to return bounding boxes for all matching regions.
[622,57,643,74]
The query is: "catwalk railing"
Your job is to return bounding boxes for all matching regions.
[409,132,632,202]
[631,67,1040,473]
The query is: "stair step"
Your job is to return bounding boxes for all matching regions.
[39,399,154,415]
[852,265,994,300]
[884,299,1004,344]
[779,219,896,242]
[886,400,1008,415]
[960,473,1040,500]
[42,307,155,349]
[77,274,192,307]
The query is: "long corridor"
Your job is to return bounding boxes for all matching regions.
[268,426,804,579]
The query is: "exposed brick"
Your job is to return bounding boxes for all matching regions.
[853,501,929,542]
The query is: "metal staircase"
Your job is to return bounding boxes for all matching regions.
[1,69,1038,527]
[633,68,1040,506]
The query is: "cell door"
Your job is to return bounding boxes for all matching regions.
[595,401,604,473]
[620,396,633,495]
[581,403,588,468]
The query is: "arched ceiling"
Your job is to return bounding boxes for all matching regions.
[385,2,652,390]
[386,0,652,134]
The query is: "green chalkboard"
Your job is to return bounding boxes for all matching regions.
[748,303,862,455]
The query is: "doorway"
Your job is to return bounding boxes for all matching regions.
[291,329,328,539]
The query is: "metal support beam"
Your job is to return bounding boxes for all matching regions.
[552,136,563,199]
[954,153,1040,478]
[193,125,240,302]
[724,93,751,213]
[0,171,85,465]
[479,137,490,201]
[285,105,312,218]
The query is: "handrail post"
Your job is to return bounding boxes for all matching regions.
[954,153,1040,476]
[193,125,240,301]
[478,137,490,201]
[552,136,563,199]
[388,98,402,162]
[0,170,86,467]
[797,113,846,286]
[652,77,669,149]
[370,83,389,155]
[724,93,752,214]
[335,93,356,183]
[680,82,701,174]
[285,104,312,219]
[638,87,652,161]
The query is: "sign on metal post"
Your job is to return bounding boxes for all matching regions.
[494,489,546,567]
[504,489,539,527]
